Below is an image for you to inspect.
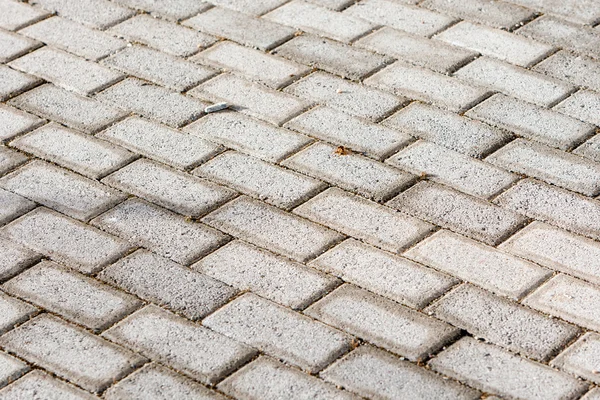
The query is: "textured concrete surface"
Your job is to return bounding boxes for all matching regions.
[1,0,600,398]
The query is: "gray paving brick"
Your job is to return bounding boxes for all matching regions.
[295,188,433,253]
[193,41,310,89]
[0,352,28,389]
[584,389,600,400]
[219,356,357,400]
[405,230,550,299]
[1,207,130,274]
[344,0,455,36]
[525,274,600,332]
[517,16,600,59]
[112,0,210,20]
[428,284,578,361]
[0,290,37,334]
[1,314,145,393]
[388,140,517,198]
[9,84,126,134]
[203,196,342,262]
[495,178,600,240]
[1,161,125,221]
[194,240,339,309]
[11,123,135,179]
[307,0,354,10]
[183,111,310,163]
[367,62,490,113]
[195,151,324,209]
[96,78,208,128]
[435,22,553,68]
[555,89,600,127]
[19,16,126,61]
[0,188,35,225]
[204,293,352,372]
[0,104,44,142]
[183,7,294,50]
[355,27,477,74]
[0,65,40,101]
[501,222,600,285]
[467,94,594,151]
[285,106,411,160]
[99,249,235,320]
[383,102,509,158]
[0,146,27,176]
[306,285,459,361]
[92,199,228,265]
[105,363,225,400]
[0,0,49,31]
[508,0,600,25]
[534,50,600,93]
[0,370,98,400]
[189,74,310,126]
[284,72,404,122]
[552,333,600,384]
[421,0,534,29]
[321,346,481,400]
[4,260,141,331]
[0,236,40,282]
[0,28,40,63]
[102,158,234,217]
[30,0,134,29]
[273,35,390,81]
[103,305,257,385]
[207,0,288,16]
[429,337,587,400]
[283,142,413,201]
[575,135,600,165]
[110,15,217,57]
[309,238,456,308]
[264,1,374,43]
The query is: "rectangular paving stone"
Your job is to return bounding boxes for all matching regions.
[389,181,526,245]
[193,41,309,89]
[264,1,374,43]
[0,104,44,141]
[111,0,210,20]
[455,57,574,107]
[0,291,37,334]
[96,78,207,128]
[383,102,509,158]
[19,16,126,61]
[0,352,28,388]
[296,188,433,253]
[435,21,553,67]
[183,7,295,50]
[487,138,600,196]
[110,14,217,57]
[0,65,40,101]
[9,84,126,134]
[0,29,40,63]
[103,305,257,385]
[0,146,27,176]
[189,74,310,126]
[1,207,130,274]
[273,35,390,81]
[552,333,600,384]
[183,111,309,163]
[3,260,141,331]
[501,221,600,285]
[0,0,49,30]
[0,236,40,282]
[306,285,459,361]
[366,62,490,113]
[388,140,517,198]
[1,314,145,393]
[202,196,343,262]
[102,158,234,217]
[283,142,413,201]
[509,0,600,25]
[219,356,357,400]
[467,94,594,151]
[421,0,534,29]
[427,284,578,361]
[207,0,289,16]
[309,238,456,309]
[555,89,600,127]
[575,134,600,164]
[429,337,587,400]
[534,50,600,93]
[307,0,354,10]
[204,293,352,373]
[405,230,550,299]
[284,106,411,160]
[11,123,136,179]
[91,198,229,265]
[495,178,600,240]
[584,389,600,400]
[0,370,98,400]
[344,0,455,36]
[524,274,600,332]
[31,0,134,29]
[0,189,34,226]
[1,161,125,221]
[99,250,236,320]
[195,151,324,210]
[194,240,339,310]
[355,27,477,74]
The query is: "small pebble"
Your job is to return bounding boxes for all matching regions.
[204,102,229,113]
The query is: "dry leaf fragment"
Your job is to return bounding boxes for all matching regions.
[334,146,351,155]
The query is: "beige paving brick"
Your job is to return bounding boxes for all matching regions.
[575,134,600,164]
[421,0,534,29]
[0,290,37,334]
[0,146,27,176]
[508,0,600,25]
[111,0,210,20]
[555,89,600,127]
[31,0,134,29]
[0,352,28,389]
[0,64,41,101]
[534,50,600,92]
[0,104,44,141]
[552,333,600,384]
[0,28,40,63]
[0,188,34,226]
[0,236,40,282]
[0,0,49,31]
[207,0,288,16]
[0,370,98,400]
